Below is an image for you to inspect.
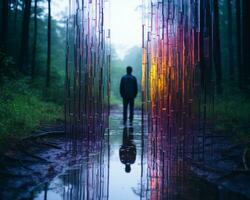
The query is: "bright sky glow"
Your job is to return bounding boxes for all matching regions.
[51,0,68,20]
[50,0,141,59]
[110,0,142,59]
[39,0,67,21]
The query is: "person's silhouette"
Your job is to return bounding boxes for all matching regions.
[120,66,138,124]
[119,127,136,173]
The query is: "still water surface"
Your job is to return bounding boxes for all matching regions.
[34,109,147,200]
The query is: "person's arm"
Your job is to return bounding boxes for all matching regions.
[134,77,138,97]
[120,77,124,98]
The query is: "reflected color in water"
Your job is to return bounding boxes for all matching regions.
[34,110,248,200]
[34,111,147,200]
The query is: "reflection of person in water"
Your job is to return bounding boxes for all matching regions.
[119,127,136,173]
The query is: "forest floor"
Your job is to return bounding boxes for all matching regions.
[0,78,64,154]
[0,123,68,199]
[0,108,250,199]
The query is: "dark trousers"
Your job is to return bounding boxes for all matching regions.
[123,98,134,123]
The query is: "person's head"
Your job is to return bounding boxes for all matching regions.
[126,66,132,74]
[125,164,131,173]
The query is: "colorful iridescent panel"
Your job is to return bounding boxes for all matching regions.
[65,0,111,144]
[142,0,216,199]
[65,1,110,198]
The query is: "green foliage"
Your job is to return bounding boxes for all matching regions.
[208,87,250,143]
[31,68,65,105]
[0,0,66,153]
[0,78,63,152]
[205,0,250,144]
[0,51,18,79]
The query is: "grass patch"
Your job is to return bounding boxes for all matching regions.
[0,78,63,153]
[209,88,250,144]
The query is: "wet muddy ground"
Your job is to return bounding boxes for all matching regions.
[0,109,249,200]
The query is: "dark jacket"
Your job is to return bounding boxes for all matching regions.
[120,74,138,99]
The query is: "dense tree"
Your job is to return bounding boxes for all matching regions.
[46,0,51,88]
[19,0,32,73]
[213,0,222,94]
[0,0,66,88]
[31,0,38,80]
[242,0,250,87]
[13,0,18,30]
[0,0,66,157]
[0,0,9,51]
[236,0,243,88]
[227,0,234,79]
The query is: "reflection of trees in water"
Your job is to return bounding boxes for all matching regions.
[61,139,109,200]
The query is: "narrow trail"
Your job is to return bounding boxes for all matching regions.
[108,109,147,199]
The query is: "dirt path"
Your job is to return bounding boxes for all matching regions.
[0,123,69,199]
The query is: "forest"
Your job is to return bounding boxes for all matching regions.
[0,0,66,152]
[204,0,250,143]
[0,0,250,151]
[0,0,141,153]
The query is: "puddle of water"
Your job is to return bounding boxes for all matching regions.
[33,110,147,200]
[108,111,147,200]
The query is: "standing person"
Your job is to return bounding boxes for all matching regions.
[120,66,138,124]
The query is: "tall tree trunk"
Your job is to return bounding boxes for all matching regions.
[236,0,242,88]
[227,0,234,80]
[14,0,18,32]
[1,0,9,51]
[19,0,32,73]
[46,0,51,88]
[213,0,222,94]
[31,0,38,80]
[242,0,250,86]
